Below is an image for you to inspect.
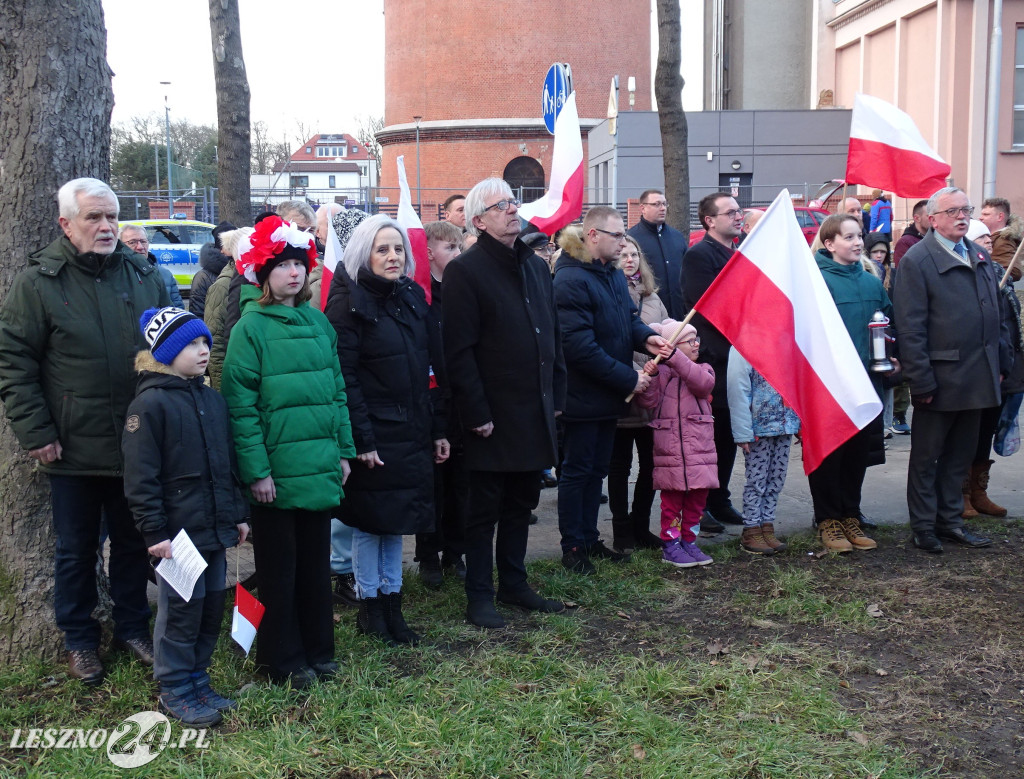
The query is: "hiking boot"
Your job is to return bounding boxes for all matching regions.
[891,413,910,434]
[818,519,853,553]
[384,591,420,646]
[969,460,1007,517]
[419,560,443,590]
[662,540,697,568]
[759,523,787,552]
[192,671,237,712]
[561,547,595,575]
[159,681,223,726]
[839,516,877,550]
[333,572,359,607]
[357,596,397,646]
[115,636,154,666]
[587,539,629,563]
[740,525,775,555]
[67,649,104,685]
[680,541,713,566]
[699,509,724,535]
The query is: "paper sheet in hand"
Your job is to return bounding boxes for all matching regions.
[155,529,208,602]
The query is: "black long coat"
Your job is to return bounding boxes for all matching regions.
[627,216,686,318]
[442,232,566,472]
[892,232,1013,412]
[325,268,442,535]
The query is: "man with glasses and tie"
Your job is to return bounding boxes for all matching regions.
[627,189,686,318]
[893,187,1013,553]
[552,206,672,575]
[442,178,566,628]
[682,193,747,532]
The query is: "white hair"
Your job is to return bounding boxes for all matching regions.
[58,178,118,220]
[464,178,513,237]
[276,199,315,225]
[118,224,146,239]
[342,214,415,282]
[926,187,966,215]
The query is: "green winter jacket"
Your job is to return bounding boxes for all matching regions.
[203,260,236,390]
[0,237,170,475]
[221,285,356,511]
[814,249,893,369]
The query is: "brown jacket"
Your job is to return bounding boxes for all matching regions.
[990,213,1023,282]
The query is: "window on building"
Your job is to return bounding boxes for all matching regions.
[290,175,309,188]
[305,147,312,154]
[1015,27,1024,145]
[351,145,359,154]
[329,175,336,188]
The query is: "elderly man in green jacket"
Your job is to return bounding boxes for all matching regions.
[0,178,170,685]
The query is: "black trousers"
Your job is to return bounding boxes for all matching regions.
[415,449,468,564]
[463,470,540,603]
[973,405,1002,464]
[907,407,981,533]
[607,426,656,546]
[807,419,874,522]
[250,506,333,674]
[707,406,738,513]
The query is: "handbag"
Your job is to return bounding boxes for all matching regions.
[994,392,1022,457]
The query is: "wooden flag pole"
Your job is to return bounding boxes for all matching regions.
[998,239,1023,288]
[625,308,698,402]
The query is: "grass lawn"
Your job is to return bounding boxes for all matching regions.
[3,520,1022,778]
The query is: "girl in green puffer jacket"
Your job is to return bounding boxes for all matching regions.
[221,216,356,690]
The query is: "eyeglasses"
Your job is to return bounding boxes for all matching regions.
[681,336,701,347]
[482,198,521,213]
[939,206,974,218]
[715,209,744,219]
[593,228,626,240]
[642,200,668,208]
[124,238,149,247]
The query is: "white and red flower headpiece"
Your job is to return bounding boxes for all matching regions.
[235,215,318,285]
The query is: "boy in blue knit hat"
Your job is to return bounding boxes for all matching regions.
[122,307,250,726]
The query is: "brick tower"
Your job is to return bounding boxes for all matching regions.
[377,0,651,216]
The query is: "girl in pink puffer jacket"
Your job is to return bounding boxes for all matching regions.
[636,320,719,568]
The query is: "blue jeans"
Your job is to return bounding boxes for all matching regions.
[329,518,353,575]
[49,475,152,650]
[351,529,403,598]
[557,419,618,553]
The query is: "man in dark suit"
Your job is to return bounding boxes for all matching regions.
[626,189,686,318]
[893,187,1013,553]
[442,178,567,628]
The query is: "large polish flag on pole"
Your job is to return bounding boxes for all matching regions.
[693,191,882,474]
[846,93,951,198]
[517,91,584,235]
[396,155,432,304]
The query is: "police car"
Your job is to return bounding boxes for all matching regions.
[121,217,216,286]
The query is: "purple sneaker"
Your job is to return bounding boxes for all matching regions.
[680,541,713,566]
[662,541,697,568]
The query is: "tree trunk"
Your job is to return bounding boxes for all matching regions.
[0,0,114,662]
[654,0,690,242]
[209,0,252,225]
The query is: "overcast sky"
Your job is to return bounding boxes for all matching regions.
[102,0,702,145]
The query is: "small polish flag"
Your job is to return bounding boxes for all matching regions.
[693,190,882,474]
[846,93,951,198]
[396,155,432,304]
[517,91,584,236]
[231,583,265,656]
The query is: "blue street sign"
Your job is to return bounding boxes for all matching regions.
[542,63,570,135]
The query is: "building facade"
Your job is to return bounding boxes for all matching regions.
[250,133,377,208]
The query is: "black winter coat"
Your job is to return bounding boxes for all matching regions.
[552,234,657,421]
[682,234,736,409]
[627,217,686,318]
[442,232,566,472]
[189,244,231,320]
[122,351,248,552]
[325,268,441,535]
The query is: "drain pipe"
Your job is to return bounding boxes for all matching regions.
[983,0,1003,198]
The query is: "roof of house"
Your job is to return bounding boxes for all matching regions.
[272,161,364,173]
[290,133,371,162]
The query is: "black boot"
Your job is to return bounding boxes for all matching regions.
[384,591,420,646]
[357,596,397,646]
[611,515,634,553]
[630,512,663,549]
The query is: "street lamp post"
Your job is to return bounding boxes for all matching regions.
[160,81,173,215]
[413,116,422,214]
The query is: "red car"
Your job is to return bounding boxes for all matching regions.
[687,206,831,247]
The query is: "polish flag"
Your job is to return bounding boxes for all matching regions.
[396,155,431,304]
[517,91,584,235]
[230,582,265,655]
[320,211,344,310]
[846,93,951,198]
[693,190,882,474]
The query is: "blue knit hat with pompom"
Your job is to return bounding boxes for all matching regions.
[139,307,212,365]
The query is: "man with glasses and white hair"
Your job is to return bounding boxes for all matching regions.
[893,187,1013,553]
[0,177,170,684]
[627,189,686,317]
[442,178,566,628]
[119,224,184,308]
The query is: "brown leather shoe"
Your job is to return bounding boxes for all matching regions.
[68,649,105,685]
[116,637,155,666]
[740,525,774,555]
[759,523,787,552]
